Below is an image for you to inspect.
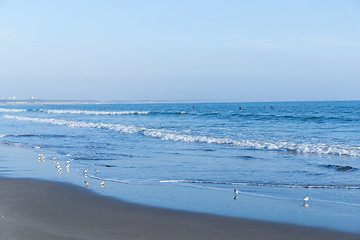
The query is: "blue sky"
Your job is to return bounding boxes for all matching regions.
[0,0,359,101]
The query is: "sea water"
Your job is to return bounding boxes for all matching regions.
[0,101,359,232]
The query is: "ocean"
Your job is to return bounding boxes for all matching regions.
[1,101,360,233]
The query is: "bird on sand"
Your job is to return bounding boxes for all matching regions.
[303,197,309,202]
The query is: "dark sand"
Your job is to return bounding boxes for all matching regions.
[0,178,359,240]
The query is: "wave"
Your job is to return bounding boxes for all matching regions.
[88,177,360,189]
[40,109,191,116]
[0,108,28,113]
[230,113,356,122]
[3,115,145,133]
[4,115,360,157]
[320,164,358,172]
[39,109,150,115]
[1,134,67,138]
[6,107,351,122]
[87,177,360,207]
[155,179,360,189]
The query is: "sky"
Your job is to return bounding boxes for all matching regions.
[0,0,359,102]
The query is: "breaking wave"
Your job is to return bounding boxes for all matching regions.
[39,109,150,115]
[0,108,28,113]
[155,179,360,189]
[3,115,360,157]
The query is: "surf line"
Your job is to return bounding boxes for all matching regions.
[3,115,360,157]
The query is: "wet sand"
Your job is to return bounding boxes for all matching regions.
[0,178,359,240]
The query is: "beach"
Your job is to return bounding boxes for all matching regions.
[1,177,360,240]
[2,0,359,237]
[1,102,360,238]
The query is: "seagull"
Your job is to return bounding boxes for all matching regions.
[66,164,70,168]
[66,160,70,164]
[95,169,99,173]
[83,169,88,174]
[303,197,309,202]
[234,189,239,195]
[37,155,45,162]
[84,181,89,188]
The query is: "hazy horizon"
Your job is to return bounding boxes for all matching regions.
[1,98,360,104]
[1,0,359,102]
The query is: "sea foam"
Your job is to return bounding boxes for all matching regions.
[3,115,360,157]
[0,108,27,113]
[39,109,150,115]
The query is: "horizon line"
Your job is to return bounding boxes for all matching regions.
[1,99,360,104]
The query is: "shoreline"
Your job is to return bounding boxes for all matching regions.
[1,177,359,240]
[0,143,360,236]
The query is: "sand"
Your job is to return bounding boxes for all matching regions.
[0,177,359,240]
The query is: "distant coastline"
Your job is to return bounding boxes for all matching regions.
[0,99,100,105]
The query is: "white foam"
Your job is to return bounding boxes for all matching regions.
[86,177,360,206]
[39,109,150,115]
[3,115,145,134]
[0,108,27,113]
[4,115,360,157]
[157,180,360,189]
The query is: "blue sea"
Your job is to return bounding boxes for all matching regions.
[1,101,360,233]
